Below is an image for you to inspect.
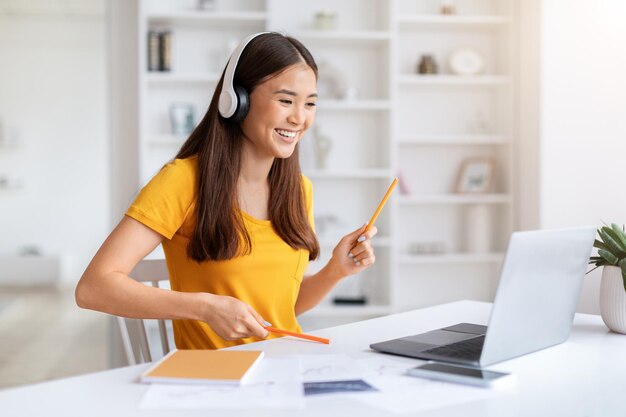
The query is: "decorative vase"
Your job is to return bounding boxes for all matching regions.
[417,54,438,74]
[314,10,337,31]
[312,126,332,169]
[599,266,626,334]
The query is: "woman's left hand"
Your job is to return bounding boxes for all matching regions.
[328,224,378,278]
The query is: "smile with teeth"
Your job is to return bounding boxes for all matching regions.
[275,129,297,138]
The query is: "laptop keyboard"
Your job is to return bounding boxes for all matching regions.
[421,335,485,361]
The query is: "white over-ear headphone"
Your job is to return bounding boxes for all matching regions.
[218,32,270,121]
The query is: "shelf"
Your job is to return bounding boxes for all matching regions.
[301,304,392,318]
[398,15,510,28]
[399,253,504,265]
[146,11,267,25]
[290,30,390,44]
[398,194,511,205]
[398,134,509,145]
[305,169,392,179]
[318,100,390,111]
[398,74,510,86]
[145,134,186,147]
[145,72,220,84]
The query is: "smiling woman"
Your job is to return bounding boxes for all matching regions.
[75,32,378,351]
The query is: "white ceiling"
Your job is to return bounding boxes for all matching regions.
[0,0,105,16]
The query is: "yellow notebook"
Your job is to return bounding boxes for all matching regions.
[141,349,264,385]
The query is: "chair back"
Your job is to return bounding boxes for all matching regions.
[117,258,172,365]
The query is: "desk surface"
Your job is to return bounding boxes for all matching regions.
[1,300,625,417]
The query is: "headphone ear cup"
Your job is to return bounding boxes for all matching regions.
[231,85,250,122]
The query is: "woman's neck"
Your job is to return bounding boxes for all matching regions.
[237,142,273,220]
[239,140,274,185]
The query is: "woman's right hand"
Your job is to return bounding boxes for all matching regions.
[198,294,269,341]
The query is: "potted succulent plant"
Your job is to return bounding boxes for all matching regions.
[588,223,626,334]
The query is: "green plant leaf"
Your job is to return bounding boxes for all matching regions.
[589,257,607,267]
[593,239,609,251]
[610,223,626,251]
[589,255,606,264]
[604,226,626,253]
[598,228,626,258]
[598,249,618,265]
[620,259,626,293]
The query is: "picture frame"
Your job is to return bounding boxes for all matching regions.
[455,157,495,194]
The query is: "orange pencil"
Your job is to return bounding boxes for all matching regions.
[264,326,330,344]
[366,177,398,231]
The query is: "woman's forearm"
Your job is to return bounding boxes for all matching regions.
[76,269,269,341]
[75,270,206,321]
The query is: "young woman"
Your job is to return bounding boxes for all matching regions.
[75,32,377,349]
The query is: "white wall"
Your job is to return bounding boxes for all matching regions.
[0,12,109,285]
[540,1,626,313]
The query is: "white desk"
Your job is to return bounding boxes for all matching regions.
[1,300,625,416]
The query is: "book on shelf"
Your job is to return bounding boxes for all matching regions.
[147,29,171,72]
[141,349,264,385]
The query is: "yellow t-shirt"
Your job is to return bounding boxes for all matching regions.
[125,156,313,349]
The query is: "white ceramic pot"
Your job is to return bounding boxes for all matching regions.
[599,266,626,334]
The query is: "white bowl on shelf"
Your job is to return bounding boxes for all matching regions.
[449,47,485,75]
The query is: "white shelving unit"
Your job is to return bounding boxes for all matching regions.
[392,0,517,312]
[317,100,391,110]
[145,72,220,83]
[398,74,511,86]
[398,253,505,265]
[146,11,268,24]
[120,0,519,328]
[399,194,512,205]
[306,169,392,180]
[398,134,510,145]
[398,15,510,27]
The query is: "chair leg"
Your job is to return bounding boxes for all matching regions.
[137,320,152,363]
[117,317,137,366]
[158,319,170,356]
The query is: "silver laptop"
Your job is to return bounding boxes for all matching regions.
[370,227,596,367]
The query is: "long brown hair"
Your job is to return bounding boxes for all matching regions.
[176,32,320,262]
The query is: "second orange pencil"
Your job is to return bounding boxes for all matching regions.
[264,326,330,344]
[366,177,398,231]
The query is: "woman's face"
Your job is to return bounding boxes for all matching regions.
[241,63,317,160]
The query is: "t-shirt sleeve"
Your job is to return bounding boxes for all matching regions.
[126,158,196,239]
[301,174,315,232]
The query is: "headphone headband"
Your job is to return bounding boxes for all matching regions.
[218,32,270,119]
